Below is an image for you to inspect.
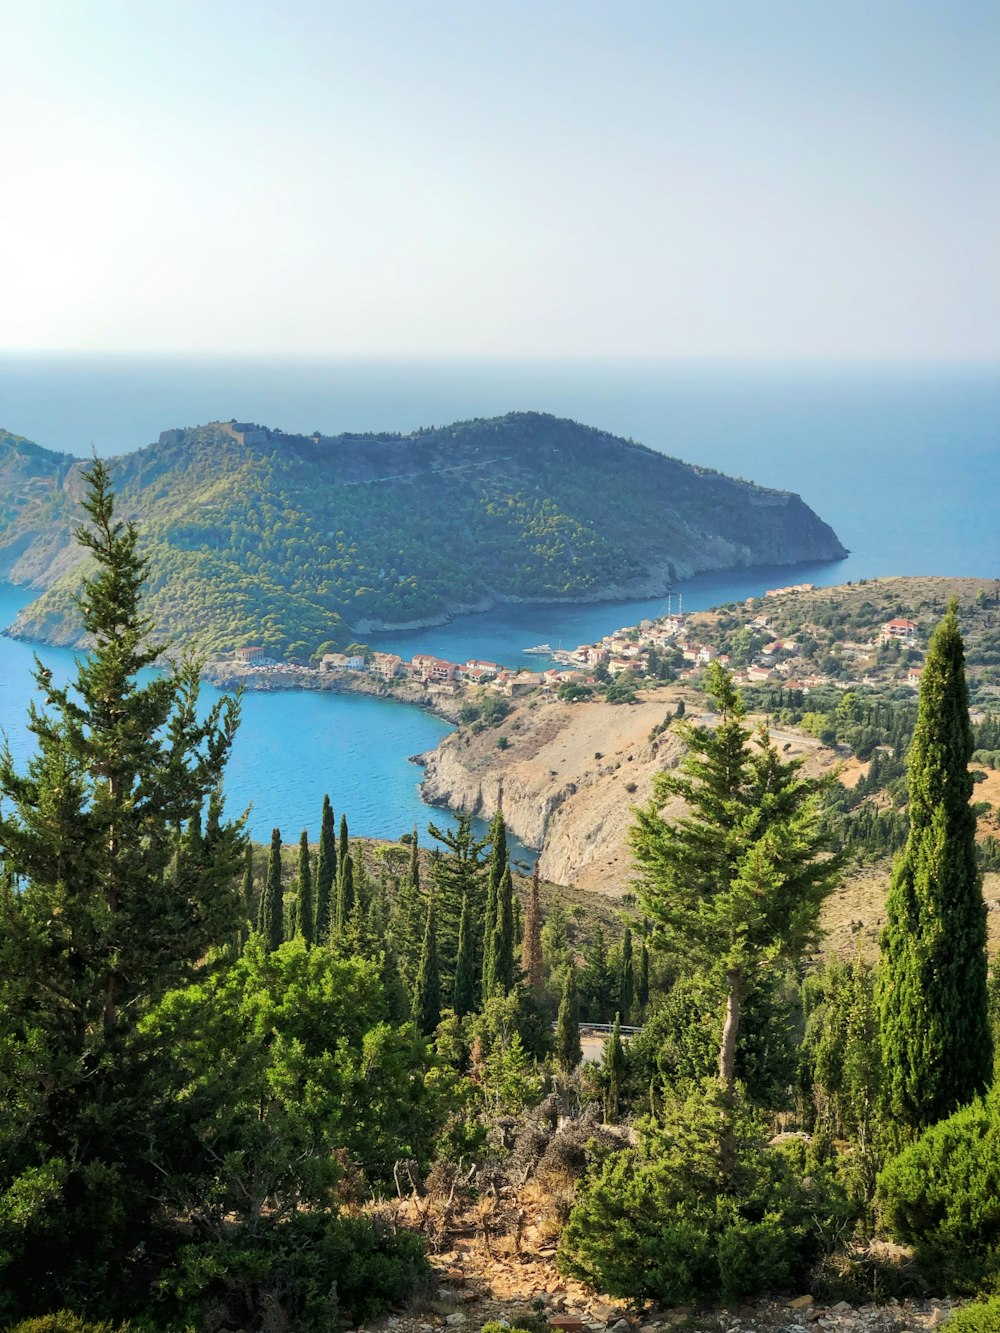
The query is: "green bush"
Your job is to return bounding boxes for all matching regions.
[877,1093,1000,1291]
[558,1085,848,1304]
[3,1317,132,1333]
[946,1295,1000,1333]
[160,1211,429,1333]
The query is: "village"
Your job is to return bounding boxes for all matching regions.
[221,580,934,704]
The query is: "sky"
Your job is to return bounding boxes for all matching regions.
[2,0,998,361]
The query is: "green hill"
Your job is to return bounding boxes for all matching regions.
[0,413,847,659]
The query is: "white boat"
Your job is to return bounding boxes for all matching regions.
[523,643,553,655]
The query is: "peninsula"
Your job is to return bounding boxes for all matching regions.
[0,414,846,657]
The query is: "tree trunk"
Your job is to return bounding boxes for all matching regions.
[718,968,742,1175]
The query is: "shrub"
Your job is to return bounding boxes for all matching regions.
[160,1211,429,1333]
[877,1092,1000,1292]
[3,1318,132,1333]
[946,1295,1000,1333]
[558,1086,847,1304]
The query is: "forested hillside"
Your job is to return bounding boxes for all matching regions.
[0,413,846,657]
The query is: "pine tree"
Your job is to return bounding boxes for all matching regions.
[482,809,507,990]
[876,603,992,1136]
[315,794,336,945]
[412,895,442,1035]
[0,459,244,1304]
[618,924,635,1023]
[429,815,488,985]
[581,922,614,1022]
[601,1013,627,1121]
[296,828,314,946]
[453,893,476,1017]
[556,966,582,1073]
[258,828,284,952]
[522,863,544,1000]
[632,662,840,1171]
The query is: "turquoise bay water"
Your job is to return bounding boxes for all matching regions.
[0,357,997,844]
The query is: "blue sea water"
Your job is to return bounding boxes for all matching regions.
[0,356,997,844]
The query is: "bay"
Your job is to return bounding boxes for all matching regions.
[0,356,997,845]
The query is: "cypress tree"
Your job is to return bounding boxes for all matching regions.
[618,924,635,1023]
[522,863,544,1000]
[296,828,314,946]
[412,895,442,1035]
[876,602,992,1136]
[315,794,336,945]
[429,815,488,983]
[637,938,650,1013]
[392,829,424,987]
[601,1013,627,1120]
[339,813,349,873]
[453,893,476,1017]
[258,828,284,952]
[335,852,354,935]
[482,809,507,989]
[556,966,582,1073]
[492,864,516,994]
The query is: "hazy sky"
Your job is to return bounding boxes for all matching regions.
[2,1,997,360]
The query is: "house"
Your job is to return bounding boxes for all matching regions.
[370,652,403,680]
[235,645,266,666]
[907,666,923,686]
[460,659,502,680]
[411,654,459,683]
[746,665,774,683]
[321,653,350,670]
[882,618,918,643]
[695,645,717,665]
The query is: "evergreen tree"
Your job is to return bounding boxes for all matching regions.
[412,895,442,1035]
[335,852,355,935]
[637,938,650,1013]
[581,922,615,1022]
[258,828,284,952]
[452,893,476,1017]
[239,839,255,946]
[429,815,488,985]
[632,663,840,1171]
[482,809,508,991]
[492,864,517,994]
[522,863,544,1000]
[339,812,349,874]
[601,1014,627,1121]
[314,794,336,945]
[296,828,314,946]
[876,603,992,1137]
[392,829,424,987]
[618,924,635,1023]
[0,459,243,1306]
[556,966,582,1073]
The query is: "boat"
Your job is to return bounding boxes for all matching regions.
[523,643,553,655]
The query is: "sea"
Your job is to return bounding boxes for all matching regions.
[0,356,997,847]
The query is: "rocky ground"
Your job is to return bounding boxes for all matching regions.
[363,1239,961,1333]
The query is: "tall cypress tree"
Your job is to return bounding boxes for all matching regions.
[335,852,354,936]
[556,965,582,1073]
[315,794,336,945]
[452,893,476,1017]
[258,828,284,952]
[392,829,425,988]
[412,895,442,1035]
[492,864,516,994]
[296,828,314,946]
[618,924,635,1023]
[429,815,488,985]
[601,1013,627,1121]
[339,813,349,874]
[522,863,544,1000]
[876,602,992,1136]
[637,937,650,1013]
